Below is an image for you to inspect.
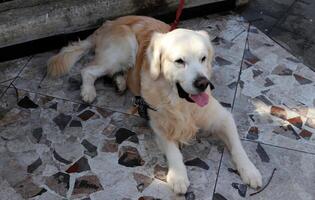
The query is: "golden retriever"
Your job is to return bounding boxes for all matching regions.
[47,16,262,194]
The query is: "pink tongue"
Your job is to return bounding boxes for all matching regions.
[190,92,209,107]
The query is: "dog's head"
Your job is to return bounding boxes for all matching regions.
[147,29,214,107]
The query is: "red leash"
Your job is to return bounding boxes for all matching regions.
[170,0,185,31]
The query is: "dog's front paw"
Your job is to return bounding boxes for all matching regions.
[81,86,96,103]
[238,161,262,189]
[167,168,190,194]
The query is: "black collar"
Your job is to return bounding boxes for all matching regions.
[133,81,215,120]
[133,96,157,120]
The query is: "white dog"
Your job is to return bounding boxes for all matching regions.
[47,16,262,194]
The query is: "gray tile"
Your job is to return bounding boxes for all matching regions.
[0,87,223,199]
[0,85,7,98]
[215,141,315,200]
[90,136,223,200]
[232,26,315,153]
[269,0,315,70]
[241,0,315,70]
[0,178,23,200]
[270,27,315,71]
[240,0,295,33]
[274,0,315,42]
[0,57,29,86]
[12,52,53,92]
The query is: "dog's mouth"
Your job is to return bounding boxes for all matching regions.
[176,82,215,107]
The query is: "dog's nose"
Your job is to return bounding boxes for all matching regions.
[194,76,209,91]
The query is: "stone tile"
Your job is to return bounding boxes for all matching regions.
[72,174,103,198]
[276,0,315,43]
[32,191,61,200]
[240,0,315,70]
[81,139,98,158]
[0,56,29,86]
[45,172,70,197]
[240,0,295,33]
[0,85,223,199]
[89,132,222,200]
[27,157,43,173]
[133,172,154,193]
[0,85,7,98]
[118,146,145,167]
[0,178,23,200]
[101,139,118,153]
[269,0,315,70]
[270,27,315,71]
[66,157,90,173]
[232,26,315,153]
[215,141,315,199]
[14,177,45,199]
[0,158,30,191]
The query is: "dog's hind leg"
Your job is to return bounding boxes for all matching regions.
[80,64,109,103]
[80,24,138,103]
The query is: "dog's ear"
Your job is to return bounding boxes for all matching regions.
[196,30,214,61]
[196,30,214,75]
[147,32,164,80]
[196,30,210,40]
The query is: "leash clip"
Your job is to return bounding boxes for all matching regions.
[132,96,157,120]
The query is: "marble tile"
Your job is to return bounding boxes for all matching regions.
[232,25,315,153]
[0,56,30,86]
[241,0,296,34]
[215,141,315,200]
[89,133,222,200]
[0,178,23,200]
[0,85,7,98]
[0,87,222,199]
[269,0,315,70]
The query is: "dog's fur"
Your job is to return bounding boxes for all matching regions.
[48,16,262,194]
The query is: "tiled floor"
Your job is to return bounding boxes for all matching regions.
[240,0,315,71]
[0,14,315,200]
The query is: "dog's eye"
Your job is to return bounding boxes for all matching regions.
[201,56,206,62]
[175,58,185,65]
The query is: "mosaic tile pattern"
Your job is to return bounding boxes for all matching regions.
[215,141,315,200]
[0,87,222,199]
[0,56,30,86]
[1,14,315,199]
[232,26,315,153]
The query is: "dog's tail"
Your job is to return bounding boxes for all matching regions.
[47,36,94,77]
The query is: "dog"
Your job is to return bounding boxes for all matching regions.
[47,16,262,194]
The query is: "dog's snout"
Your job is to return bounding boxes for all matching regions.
[194,76,209,91]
